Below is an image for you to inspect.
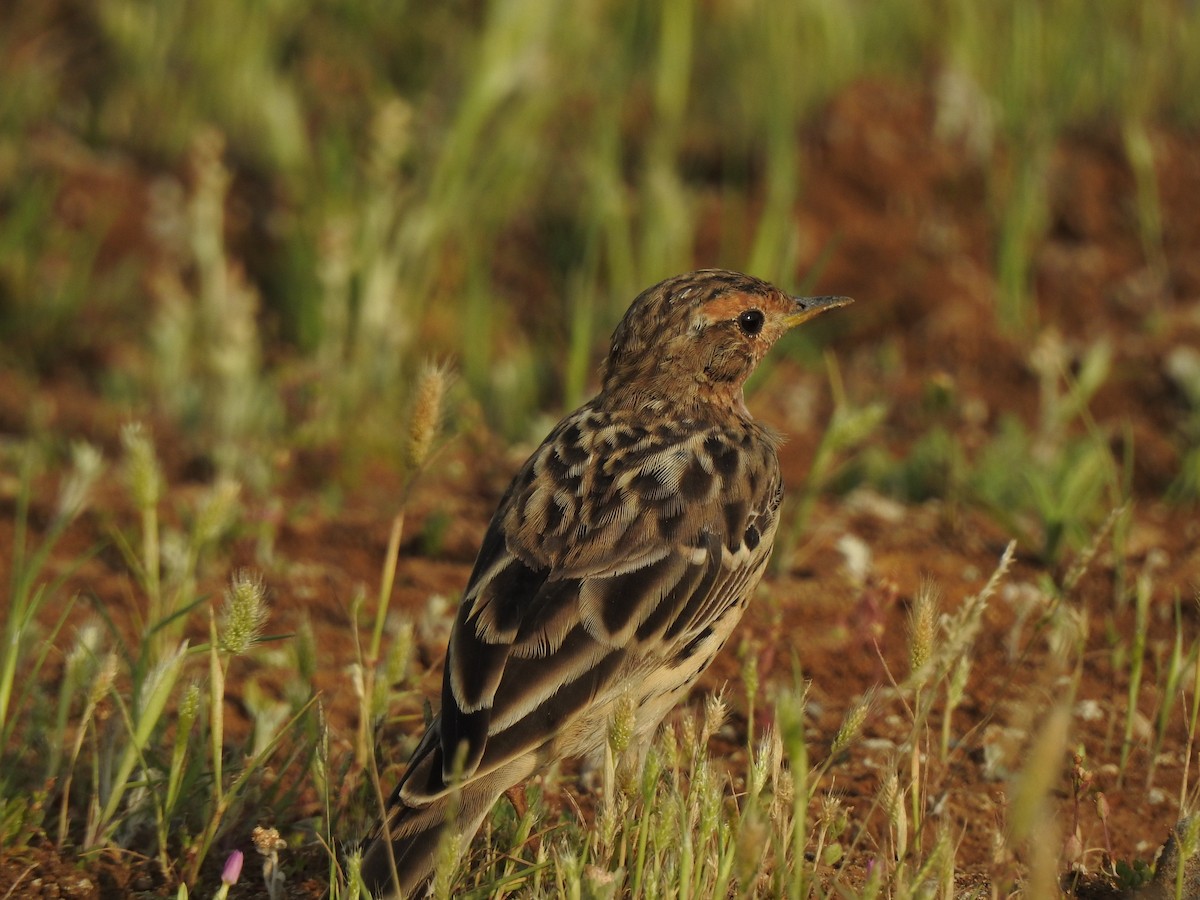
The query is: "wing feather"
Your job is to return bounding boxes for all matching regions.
[400,405,780,803]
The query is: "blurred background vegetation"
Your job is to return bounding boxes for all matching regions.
[3,0,1197,464]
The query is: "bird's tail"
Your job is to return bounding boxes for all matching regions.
[357,777,505,899]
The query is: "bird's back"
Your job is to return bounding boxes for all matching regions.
[360,404,782,897]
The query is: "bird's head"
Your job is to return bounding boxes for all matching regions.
[599,269,852,417]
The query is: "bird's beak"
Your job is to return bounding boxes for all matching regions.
[783,294,854,328]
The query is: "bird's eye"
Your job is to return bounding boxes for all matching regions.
[737,309,765,336]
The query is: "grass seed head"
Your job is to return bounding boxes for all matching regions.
[1181,814,1200,860]
[406,362,451,474]
[661,723,681,772]
[749,728,775,797]
[294,616,317,685]
[882,768,908,858]
[195,478,241,548]
[881,770,901,822]
[734,810,768,885]
[57,442,104,523]
[190,128,229,213]
[89,651,119,709]
[65,622,104,689]
[680,712,699,759]
[178,679,202,729]
[597,787,623,849]
[219,570,269,656]
[1007,703,1071,843]
[384,618,415,687]
[832,687,876,757]
[1047,603,1088,661]
[908,581,940,676]
[137,642,187,719]
[582,864,621,898]
[608,692,635,756]
[430,823,462,899]
[121,423,161,511]
[701,689,728,746]
[926,824,953,885]
[343,851,363,900]
[741,649,759,701]
[948,653,972,707]
[821,794,849,841]
[368,97,413,182]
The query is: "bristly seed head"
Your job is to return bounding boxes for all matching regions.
[405,361,451,473]
[219,569,269,656]
[908,581,940,676]
[608,692,635,756]
[178,680,203,726]
[701,688,728,746]
[831,687,876,756]
[58,442,104,523]
[121,423,162,511]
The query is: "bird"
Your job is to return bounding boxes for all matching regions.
[358,269,852,898]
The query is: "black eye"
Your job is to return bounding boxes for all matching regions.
[737,309,765,336]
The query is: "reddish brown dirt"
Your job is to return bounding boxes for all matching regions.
[4,78,1200,897]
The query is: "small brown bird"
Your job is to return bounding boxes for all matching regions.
[359,269,851,897]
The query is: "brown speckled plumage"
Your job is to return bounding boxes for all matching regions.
[359,270,851,898]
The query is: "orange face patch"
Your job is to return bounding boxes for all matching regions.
[699,292,767,323]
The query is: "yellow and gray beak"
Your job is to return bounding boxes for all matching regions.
[784,294,854,328]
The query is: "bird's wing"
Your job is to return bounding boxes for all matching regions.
[397,408,781,804]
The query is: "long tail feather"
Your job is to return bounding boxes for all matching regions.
[359,756,537,900]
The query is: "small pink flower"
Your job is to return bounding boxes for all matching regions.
[221,850,244,886]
